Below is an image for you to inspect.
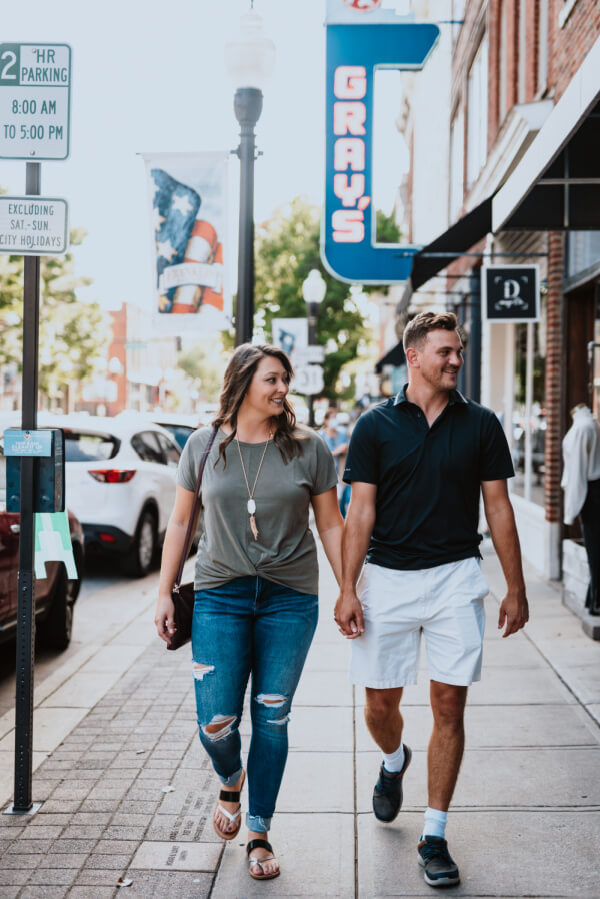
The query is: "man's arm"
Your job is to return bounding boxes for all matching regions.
[334,481,377,638]
[481,479,529,638]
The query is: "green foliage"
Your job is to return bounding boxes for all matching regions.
[176,341,227,402]
[0,228,111,401]
[375,208,402,244]
[254,197,368,400]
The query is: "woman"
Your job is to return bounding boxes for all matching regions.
[155,344,343,881]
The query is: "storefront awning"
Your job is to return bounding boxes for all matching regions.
[493,33,600,231]
[398,197,492,312]
[375,341,406,373]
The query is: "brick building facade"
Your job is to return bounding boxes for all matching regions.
[399,1,600,632]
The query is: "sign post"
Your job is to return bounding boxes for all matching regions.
[0,42,72,815]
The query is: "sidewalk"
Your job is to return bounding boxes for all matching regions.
[1,541,599,898]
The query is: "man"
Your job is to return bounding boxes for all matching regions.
[335,311,528,888]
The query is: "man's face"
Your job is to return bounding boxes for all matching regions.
[414,329,464,391]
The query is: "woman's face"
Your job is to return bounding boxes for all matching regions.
[242,355,290,418]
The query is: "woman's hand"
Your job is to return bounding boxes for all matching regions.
[155,592,177,643]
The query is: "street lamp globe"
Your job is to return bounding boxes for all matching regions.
[302,269,326,306]
[224,11,276,92]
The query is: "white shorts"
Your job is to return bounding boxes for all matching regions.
[350,557,488,689]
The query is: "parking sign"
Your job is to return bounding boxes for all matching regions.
[0,43,71,160]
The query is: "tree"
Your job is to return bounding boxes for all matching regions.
[254,197,371,399]
[177,340,227,402]
[0,229,111,408]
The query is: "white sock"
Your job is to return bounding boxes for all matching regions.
[422,807,447,840]
[382,743,405,774]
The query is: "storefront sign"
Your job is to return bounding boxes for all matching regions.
[322,2,439,283]
[482,265,540,322]
[0,43,71,160]
[0,196,68,255]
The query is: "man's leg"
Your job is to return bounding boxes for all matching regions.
[364,686,404,752]
[416,680,466,888]
[427,681,467,812]
[365,686,412,822]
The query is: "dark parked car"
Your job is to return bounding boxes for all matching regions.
[0,453,84,651]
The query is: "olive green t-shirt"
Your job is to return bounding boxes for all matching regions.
[177,425,338,595]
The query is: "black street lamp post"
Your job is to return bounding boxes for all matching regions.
[233,87,262,347]
[225,10,275,347]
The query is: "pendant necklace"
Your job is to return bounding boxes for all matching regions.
[235,430,271,540]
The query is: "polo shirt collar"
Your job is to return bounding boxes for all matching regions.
[393,384,468,407]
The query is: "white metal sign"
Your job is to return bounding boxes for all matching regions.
[0,197,68,255]
[294,364,325,396]
[295,345,325,364]
[0,43,71,160]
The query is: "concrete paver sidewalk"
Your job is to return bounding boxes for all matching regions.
[1,540,599,898]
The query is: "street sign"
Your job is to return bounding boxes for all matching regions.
[294,364,325,396]
[0,196,68,255]
[0,43,71,160]
[482,265,540,322]
[295,345,325,364]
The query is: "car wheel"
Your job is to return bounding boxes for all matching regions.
[124,510,157,578]
[40,566,74,652]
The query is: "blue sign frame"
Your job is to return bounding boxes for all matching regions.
[322,23,439,284]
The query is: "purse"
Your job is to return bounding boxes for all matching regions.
[166,425,218,651]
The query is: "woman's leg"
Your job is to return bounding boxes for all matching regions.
[192,578,254,832]
[245,580,318,874]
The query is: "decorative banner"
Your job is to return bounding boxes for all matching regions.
[322,2,439,283]
[482,265,540,322]
[142,152,230,333]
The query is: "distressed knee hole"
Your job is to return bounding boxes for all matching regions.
[202,714,237,741]
[193,663,215,681]
[268,714,290,726]
[255,693,287,708]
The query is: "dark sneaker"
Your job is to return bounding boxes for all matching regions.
[372,744,412,822]
[418,836,460,887]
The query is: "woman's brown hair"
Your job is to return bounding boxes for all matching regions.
[211,343,304,467]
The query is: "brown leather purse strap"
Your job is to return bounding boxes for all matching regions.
[174,425,218,589]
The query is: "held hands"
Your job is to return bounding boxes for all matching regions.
[497,588,529,638]
[334,590,365,639]
[155,593,177,644]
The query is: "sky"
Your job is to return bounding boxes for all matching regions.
[0,0,408,314]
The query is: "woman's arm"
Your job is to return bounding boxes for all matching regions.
[311,486,344,586]
[155,484,195,643]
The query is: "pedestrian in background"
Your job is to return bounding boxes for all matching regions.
[156,344,343,881]
[336,311,528,889]
[319,407,350,516]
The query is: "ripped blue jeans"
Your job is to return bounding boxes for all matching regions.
[192,576,318,833]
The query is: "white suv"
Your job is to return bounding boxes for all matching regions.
[42,414,181,577]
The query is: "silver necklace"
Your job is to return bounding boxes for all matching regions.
[235,431,271,540]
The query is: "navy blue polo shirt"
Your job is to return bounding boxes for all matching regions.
[343,386,514,570]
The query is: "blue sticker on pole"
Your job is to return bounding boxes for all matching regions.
[322,21,439,284]
[4,429,52,457]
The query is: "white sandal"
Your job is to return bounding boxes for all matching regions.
[212,771,245,841]
[247,838,280,880]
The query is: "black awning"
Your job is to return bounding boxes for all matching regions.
[375,341,406,373]
[398,197,492,310]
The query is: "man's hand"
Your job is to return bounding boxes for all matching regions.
[497,589,529,638]
[334,591,365,639]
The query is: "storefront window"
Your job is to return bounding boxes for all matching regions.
[512,292,547,505]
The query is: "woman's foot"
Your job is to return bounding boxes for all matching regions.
[247,831,280,879]
[213,771,245,840]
